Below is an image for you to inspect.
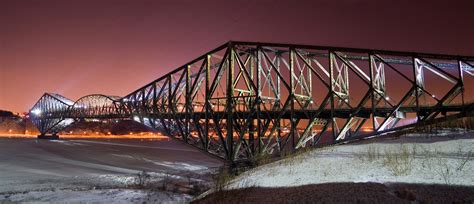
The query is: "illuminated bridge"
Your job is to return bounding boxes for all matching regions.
[29,41,474,162]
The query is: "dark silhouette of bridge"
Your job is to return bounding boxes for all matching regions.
[29,41,474,162]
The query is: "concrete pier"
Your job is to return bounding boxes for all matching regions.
[37,134,59,140]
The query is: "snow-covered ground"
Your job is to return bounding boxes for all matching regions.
[0,137,222,202]
[228,130,474,189]
[1,189,191,203]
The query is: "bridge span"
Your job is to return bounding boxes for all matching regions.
[29,41,474,162]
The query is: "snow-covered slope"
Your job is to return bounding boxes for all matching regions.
[228,131,474,189]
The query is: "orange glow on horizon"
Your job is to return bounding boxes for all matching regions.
[0,133,170,140]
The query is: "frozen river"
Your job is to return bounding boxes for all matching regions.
[0,137,222,196]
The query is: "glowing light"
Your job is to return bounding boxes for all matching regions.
[432,94,436,98]
[129,132,133,135]
[74,104,87,109]
[385,96,390,101]
[31,109,42,115]
[133,116,140,121]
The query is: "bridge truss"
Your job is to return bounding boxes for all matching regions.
[30,41,474,162]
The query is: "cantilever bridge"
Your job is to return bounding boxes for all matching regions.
[29,41,474,162]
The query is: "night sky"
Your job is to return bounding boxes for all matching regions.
[1,0,473,112]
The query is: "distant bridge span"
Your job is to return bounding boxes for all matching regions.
[29,41,474,162]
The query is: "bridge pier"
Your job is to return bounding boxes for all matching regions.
[37,134,59,140]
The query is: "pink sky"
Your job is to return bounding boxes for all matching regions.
[1,0,473,112]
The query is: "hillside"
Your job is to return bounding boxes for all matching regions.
[226,131,473,188]
[0,109,32,134]
[0,110,15,117]
[195,118,474,203]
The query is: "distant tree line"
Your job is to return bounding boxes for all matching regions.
[0,110,14,117]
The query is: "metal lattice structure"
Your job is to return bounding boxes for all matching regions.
[29,41,474,162]
[30,94,126,135]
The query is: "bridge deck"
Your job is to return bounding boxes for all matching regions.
[39,105,469,120]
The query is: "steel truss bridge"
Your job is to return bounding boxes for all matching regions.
[29,41,474,162]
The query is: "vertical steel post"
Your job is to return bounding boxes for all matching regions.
[185,65,191,142]
[168,75,173,134]
[248,49,255,155]
[289,47,296,149]
[329,51,337,141]
[458,59,465,109]
[412,57,421,121]
[256,47,262,154]
[152,83,157,129]
[276,52,282,149]
[369,54,376,131]
[205,54,211,151]
[227,43,235,161]
[141,89,145,124]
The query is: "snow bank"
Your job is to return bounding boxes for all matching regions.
[228,133,474,189]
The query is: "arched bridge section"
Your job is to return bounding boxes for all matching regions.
[30,94,125,135]
[29,41,474,162]
[69,94,123,119]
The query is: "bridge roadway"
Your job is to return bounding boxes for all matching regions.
[39,104,470,120]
